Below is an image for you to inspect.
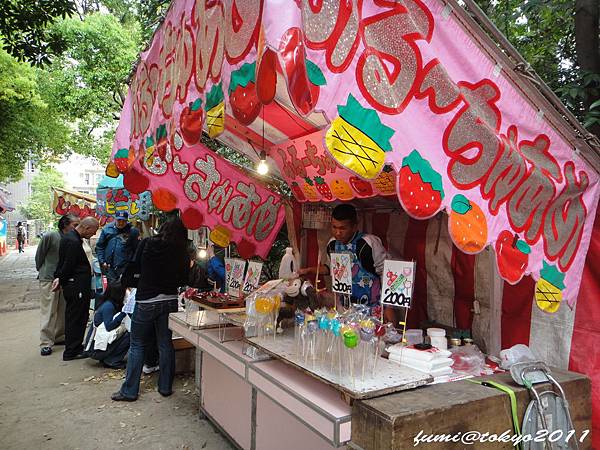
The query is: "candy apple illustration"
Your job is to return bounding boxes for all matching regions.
[535,261,566,313]
[314,176,333,200]
[448,194,487,253]
[155,124,168,160]
[123,168,149,194]
[325,93,395,179]
[205,83,225,138]
[495,231,531,284]
[289,181,306,201]
[229,62,261,125]
[181,208,203,230]
[374,165,396,195]
[306,59,326,107]
[349,176,374,196]
[151,188,178,212]
[398,150,444,219]
[179,98,204,145]
[256,48,278,105]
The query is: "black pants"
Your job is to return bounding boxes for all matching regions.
[63,280,91,357]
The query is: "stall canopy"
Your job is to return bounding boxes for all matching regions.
[111,0,600,439]
[111,0,599,305]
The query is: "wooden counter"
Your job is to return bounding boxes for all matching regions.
[351,370,591,449]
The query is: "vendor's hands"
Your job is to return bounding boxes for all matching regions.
[101,263,109,270]
[51,278,60,292]
[297,267,311,277]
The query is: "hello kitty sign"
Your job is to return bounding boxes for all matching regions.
[330,253,353,295]
[381,260,416,309]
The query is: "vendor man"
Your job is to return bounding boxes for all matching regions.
[299,204,388,307]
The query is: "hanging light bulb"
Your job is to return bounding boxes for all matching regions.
[198,248,208,259]
[257,150,269,175]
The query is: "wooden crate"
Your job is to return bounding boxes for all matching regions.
[351,369,591,449]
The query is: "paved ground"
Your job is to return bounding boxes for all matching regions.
[0,245,40,312]
[0,246,233,450]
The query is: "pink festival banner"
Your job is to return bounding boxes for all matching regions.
[111,0,599,306]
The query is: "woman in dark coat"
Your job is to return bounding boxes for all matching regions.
[112,217,190,401]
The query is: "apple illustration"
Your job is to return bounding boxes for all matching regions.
[349,176,374,196]
[180,98,204,145]
[495,230,531,284]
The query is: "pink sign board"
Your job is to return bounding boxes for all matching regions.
[271,129,396,202]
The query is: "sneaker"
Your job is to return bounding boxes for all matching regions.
[142,364,159,374]
[40,347,52,356]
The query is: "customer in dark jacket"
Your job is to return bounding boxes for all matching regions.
[53,216,100,361]
[36,214,79,356]
[112,217,190,401]
[89,282,129,369]
[95,211,140,282]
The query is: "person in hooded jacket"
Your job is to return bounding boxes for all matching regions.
[95,211,140,283]
[112,217,190,402]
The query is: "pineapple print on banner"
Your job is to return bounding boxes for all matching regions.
[325,94,395,179]
[205,83,225,138]
[535,262,566,313]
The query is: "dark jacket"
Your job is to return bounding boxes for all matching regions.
[95,222,140,272]
[135,237,190,301]
[54,229,91,286]
[93,300,126,332]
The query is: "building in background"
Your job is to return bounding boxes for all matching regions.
[55,154,105,195]
[0,160,38,223]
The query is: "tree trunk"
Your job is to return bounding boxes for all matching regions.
[575,0,600,137]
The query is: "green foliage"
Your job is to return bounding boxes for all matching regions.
[0,0,77,66]
[40,12,141,163]
[473,0,598,131]
[19,167,65,225]
[0,47,70,182]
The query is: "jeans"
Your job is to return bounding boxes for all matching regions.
[119,300,177,399]
[91,331,130,366]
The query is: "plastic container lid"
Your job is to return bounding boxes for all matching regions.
[427,327,446,337]
[405,329,423,337]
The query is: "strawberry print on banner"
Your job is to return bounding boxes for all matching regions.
[495,231,531,284]
[205,84,225,138]
[229,62,261,125]
[325,94,395,179]
[535,261,566,313]
[398,150,444,219]
[113,147,136,173]
[448,194,488,254]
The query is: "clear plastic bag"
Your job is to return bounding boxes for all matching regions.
[499,344,536,369]
[449,344,487,375]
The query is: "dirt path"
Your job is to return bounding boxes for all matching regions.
[0,248,233,450]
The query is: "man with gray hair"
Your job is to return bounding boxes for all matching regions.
[53,216,100,361]
[35,214,79,356]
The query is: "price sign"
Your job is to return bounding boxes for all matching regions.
[225,258,246,298]
[242,261,263,295]
[330,253,353,295]
[381,260,415,308]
